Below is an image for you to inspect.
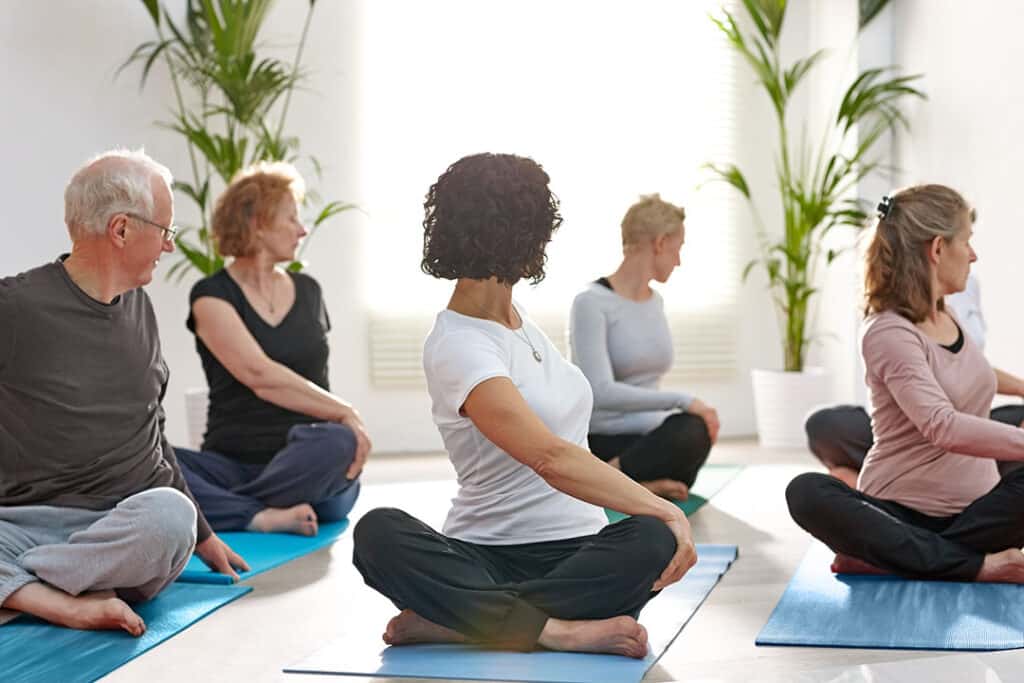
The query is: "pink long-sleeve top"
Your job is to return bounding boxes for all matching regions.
[858,310,1024,516]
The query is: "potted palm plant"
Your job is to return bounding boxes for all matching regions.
[121,0,354,282]
[706,0,924,446]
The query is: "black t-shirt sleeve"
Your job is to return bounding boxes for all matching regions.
[307,274,331,333]
[0,278,16,376]
[186,271,236,333]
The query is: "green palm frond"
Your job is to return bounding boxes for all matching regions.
[706,0,926,371]
[121,0,357,278]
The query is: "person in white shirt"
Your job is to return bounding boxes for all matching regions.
[805,274,1024,487]
[570,194,719,501]
[352,153,697,659]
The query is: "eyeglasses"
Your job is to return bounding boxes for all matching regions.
[125,212,178,243]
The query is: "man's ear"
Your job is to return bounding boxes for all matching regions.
[107,213,128,248]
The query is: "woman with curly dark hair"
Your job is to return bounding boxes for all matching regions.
[787,184,1024,582]
[353,153,696,658]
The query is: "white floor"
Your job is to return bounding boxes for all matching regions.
[105,441,1024,683]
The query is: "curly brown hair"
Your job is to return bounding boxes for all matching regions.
[421,153,563,285]
[864,184,975,322]
[212,161,305,257]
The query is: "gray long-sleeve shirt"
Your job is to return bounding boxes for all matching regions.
[0,258,212,541]
[569,281,693,435]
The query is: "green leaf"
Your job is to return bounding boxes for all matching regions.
[312,200,359,227]
[859,0,889,30]
[702,162,751,198]
[141,0,161,26]
[174,237,216,276]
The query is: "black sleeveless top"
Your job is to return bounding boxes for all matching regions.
[187,269,331,464]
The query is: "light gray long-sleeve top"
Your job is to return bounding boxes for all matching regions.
[569,281,693,435]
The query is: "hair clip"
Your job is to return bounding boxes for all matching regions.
[876,195,894,220]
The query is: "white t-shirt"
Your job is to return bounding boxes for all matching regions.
[423,304,609,545]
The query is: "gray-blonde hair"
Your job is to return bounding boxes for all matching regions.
[864,184,975,322]
[63,148,173,240]
[621,193,685,251]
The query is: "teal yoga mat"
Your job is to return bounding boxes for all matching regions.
[1,582,250,683]
[177,519,349,584]
[605,464,744,523]
[757,541,1024,650]
[285,544,738,683]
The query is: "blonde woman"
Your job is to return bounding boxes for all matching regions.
[176,162,370,537]
[787,185,1024,582]
[569,195,719,501]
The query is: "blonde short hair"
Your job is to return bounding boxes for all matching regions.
[621,193,685,250]
[212,161,306,257]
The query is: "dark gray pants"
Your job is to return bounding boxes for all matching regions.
[588,412,712,486]
[804,403,1024,476]
[352,508,676,651]
[176,423,360,531]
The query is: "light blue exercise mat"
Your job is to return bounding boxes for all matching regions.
[177,519,350,584]
[1,582,250,683]
[284,544,738,683]
[757,541,1024,650]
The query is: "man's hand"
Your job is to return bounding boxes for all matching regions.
[652,511,698,591]
[338,409,372,480]
[195,534,250,582]
[688,398,721,444]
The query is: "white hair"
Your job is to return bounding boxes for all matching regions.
[63,148,174,240]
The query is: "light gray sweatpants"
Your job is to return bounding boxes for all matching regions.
[0,487,197,617]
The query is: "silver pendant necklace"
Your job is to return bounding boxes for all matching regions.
[460,297,543,363]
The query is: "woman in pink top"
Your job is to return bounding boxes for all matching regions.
[787,184,1024,582]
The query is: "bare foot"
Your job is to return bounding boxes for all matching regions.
[831,553,889,575]
[383,609,468,645]
[976,549,1024,583]
[538,615,649,659]
[828,466,859,488]
[641,479,689,501]
[5,585,145,637]
[247,503,318,536]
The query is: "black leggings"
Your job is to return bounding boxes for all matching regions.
[786,467,1024,581]
[352,508,676,650]
[805,403,1024,477]
[588,412,711,486]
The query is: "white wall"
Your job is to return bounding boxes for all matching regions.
[891,0,1024,381]
[2,1,868,453]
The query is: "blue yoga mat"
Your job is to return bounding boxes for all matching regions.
[757,541,1024,650]
[1,582,250,683]
[177,519,349,584]
[285,544,738,683]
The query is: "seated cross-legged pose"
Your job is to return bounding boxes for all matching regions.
[570,194,719,501]
[787,185,1024,582]
[353,153,697,658]
[0,149,247,636]
[175,162,370,537]
[805,272,1024,487]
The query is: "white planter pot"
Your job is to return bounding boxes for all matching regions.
[751,367,831,449]
[184,387,209,451]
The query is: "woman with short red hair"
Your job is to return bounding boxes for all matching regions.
[175,162,370,536]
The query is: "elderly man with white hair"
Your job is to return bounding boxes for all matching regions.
[0,149,248,637]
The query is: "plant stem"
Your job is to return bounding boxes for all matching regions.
[275,2,314,142]
[157,22,202,219]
